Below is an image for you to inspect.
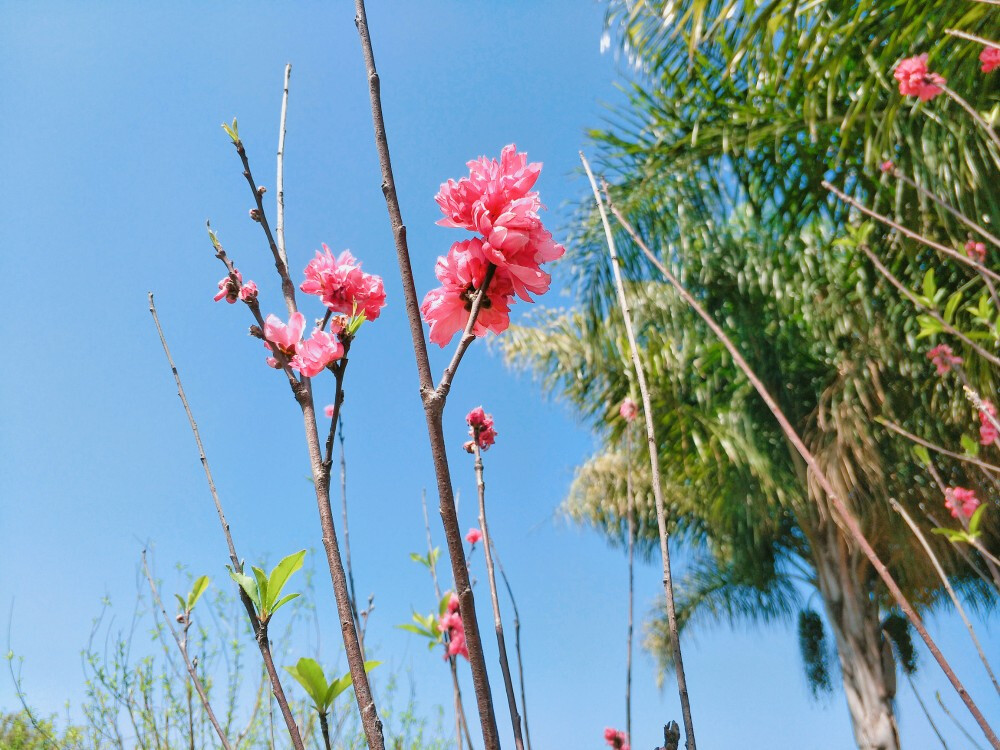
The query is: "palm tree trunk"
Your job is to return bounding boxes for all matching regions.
[813,525,899,750]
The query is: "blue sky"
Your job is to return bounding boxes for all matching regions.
[1,2,998,749]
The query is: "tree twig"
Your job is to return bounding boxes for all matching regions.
[148,294,305,750]
[604,184,1000,749]
[625,424,635,745]
[890,500,1000,696]
[276,63,291,273]
[581,152,698,750]
[490,539,532,750]
[140,551,233,750]
[472,440,525,750]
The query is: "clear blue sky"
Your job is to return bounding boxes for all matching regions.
[1,2,997,749]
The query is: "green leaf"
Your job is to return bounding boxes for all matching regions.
[269,593,300,616]
[251,566,268,612]
[187,575,210,611]
[228,569,260,611]
[960,435,980,457]
[397,623,433,638]
[912,445,931,467]
[174,594,187,612]
[439,593,453,617]
[968,504,987,535]
[266,550,306,609]
[409,552,427,567]
[284,657,329,709]
[921,269,936,305]
[944,291,963,325]
[931,528,968,542]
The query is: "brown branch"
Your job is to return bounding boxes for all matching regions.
[353,2,500,746]
[276,63,291,273]
[148,294,305,750]
[940,84,1000,152]
[624,425,635,745]
[603,184,1000,749]
[489,538,532,750]
[421,490,475,750]
[337,416,365,658]
[437,265,497,399]
[582,153,698,750]
[890,500,1000,696]
[140,552,233,750]
[878,417,1000,475]
[857,244,1000,367]
[472,441,525,750]
[822,181,1000,284]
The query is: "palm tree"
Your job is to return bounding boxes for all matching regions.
[505,3,999,747]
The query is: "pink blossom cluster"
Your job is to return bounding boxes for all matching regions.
[927,343,962,375]
[965,240,987,263]
[421,145,565,347]
[300,245,386,321]
[980,400,998,445]
[213,269,258,304]
[603,727,629,750]
[982,46,1000,74]
[439,593,469,660]
[894,55,945,101]
[619,397,639,422]
[879,160,895,174]
[465,406,498,450]
[465,528,483,545]
[945,486,981,520]
[263,312,344,377]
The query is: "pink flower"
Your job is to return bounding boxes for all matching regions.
[420,238,515,347]
[980,400,998,445]
[447,592,460,614]
[324,404,335,418]
[927,343,962,375]
[213,269,243,303]
[465,528,483,545]
[894,55,945,101]
[290,329,344,377]
[439,609,469,661]
[603,728,629,750]
[300,245,387,321]
[944,487,980,520]
[880,160,895,174]
[434,144,565,302]
[466,406,497,450]
[619,397,639,422]
[263,312,306,368]
[238,280,258,302]
[965,240,987,263]
[981,46,1000,74]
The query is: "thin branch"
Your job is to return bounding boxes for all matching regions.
[140,552,233,750]
[148,294,239,570]
[905,673,950,750]
[940,84,1000,152]
[625,425,635,745]
[581,152,697,750]
[421,490,475,750]
[437,265,497,399]
[945,28,1000,49]
[338,417,364,657]
[890,500,1000,696]
[857,244,1000,367]
[276,63,291,273]
[147,294,304,750]
[490,539,532,750]
[937,692,988,750]
[878,417,1000,475]
[353,3,500,746]
[472,441,525,750]
[230,137,298,315]
[603,183,1000,749]
[823,181,1000,284]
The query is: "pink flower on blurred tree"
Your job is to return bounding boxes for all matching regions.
[290,329,344,377]
[263,312,306,368]
[894,54,945,101]
[945,487,981,520]
[466,406,497,450]
[981,46,1000,74]
[465,528,483,544]
[300,245,386,321]
[979,400,998,445]
[603,727,629,750]
[927,343,962,375]
[619,397,639,422]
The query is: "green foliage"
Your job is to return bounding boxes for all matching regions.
[228,549,305,624]
[284,657,381,715]
[797,609,833,699]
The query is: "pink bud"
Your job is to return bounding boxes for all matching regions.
[465,528,483,545]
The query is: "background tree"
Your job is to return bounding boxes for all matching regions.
[505,2,999,747]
